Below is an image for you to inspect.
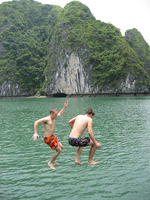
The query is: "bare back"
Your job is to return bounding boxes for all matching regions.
[69,115,92,138]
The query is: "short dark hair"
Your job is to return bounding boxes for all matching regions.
[86,108,95,116]
[50,108,58,114]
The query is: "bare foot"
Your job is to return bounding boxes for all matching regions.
[54,161,59,165]
[75,161,82,165]
[87,161,98,165]
[48,162,56,170]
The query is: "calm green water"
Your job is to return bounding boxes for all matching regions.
[0,96,150,200]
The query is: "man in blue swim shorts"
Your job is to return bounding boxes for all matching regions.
[68,109,102,165]
[68,137,90,147]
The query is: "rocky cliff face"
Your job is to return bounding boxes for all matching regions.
[44,2,150,97]
[0,81,28,97]
[45,52,92,95]
[45,52,149,96]
[0,52,149,97]
[0,1,150,97]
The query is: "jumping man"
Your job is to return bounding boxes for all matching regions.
[68,108,102,165]
[32,100,68,170]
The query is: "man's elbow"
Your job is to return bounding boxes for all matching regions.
[57,113,61,117]
[68,122,72,128]
[34,121,37,126]
[34,120,39,127]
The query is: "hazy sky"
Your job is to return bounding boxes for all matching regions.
[0,0,150,45]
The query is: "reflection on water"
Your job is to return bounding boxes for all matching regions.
[0,96,150,200]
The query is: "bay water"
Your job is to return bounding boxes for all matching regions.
[0,96,150,200]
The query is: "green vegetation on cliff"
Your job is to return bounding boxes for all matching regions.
[0,0,150,95]
[125,28,150,76]
[47,1,150,88]
[0,0,61,94]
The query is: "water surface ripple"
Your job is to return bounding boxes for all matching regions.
[0,97,150,200]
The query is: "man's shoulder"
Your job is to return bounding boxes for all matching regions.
[42,116,50,121]
[77,115,91,121]
[43,115,50,119]
[87,116,92,122]
[77,114,84,118]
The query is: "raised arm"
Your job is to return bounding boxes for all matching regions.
[57,100,68,117]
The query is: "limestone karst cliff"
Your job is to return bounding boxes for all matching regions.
[45,52,149,96]
[0,0,150,97]
[44,2,150,96]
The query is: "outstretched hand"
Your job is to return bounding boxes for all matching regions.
[32,133,39,141]
[64,100,69,108]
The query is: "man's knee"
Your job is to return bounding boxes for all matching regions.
[89,140,94,146]
[58,142,63,150]
[56,146,62,153]
[59,143,63,150]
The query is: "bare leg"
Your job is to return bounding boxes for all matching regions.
[53,142,63,166]
[53,160,59,165]
[87,143,98,165]
[48,146,62,170]
[75,147,83,165]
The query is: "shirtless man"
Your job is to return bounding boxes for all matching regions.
[32,100,68,170]
[68,108,102,165]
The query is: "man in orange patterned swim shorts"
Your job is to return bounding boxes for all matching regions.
[32,100,68,170]
[44,135,60,150]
